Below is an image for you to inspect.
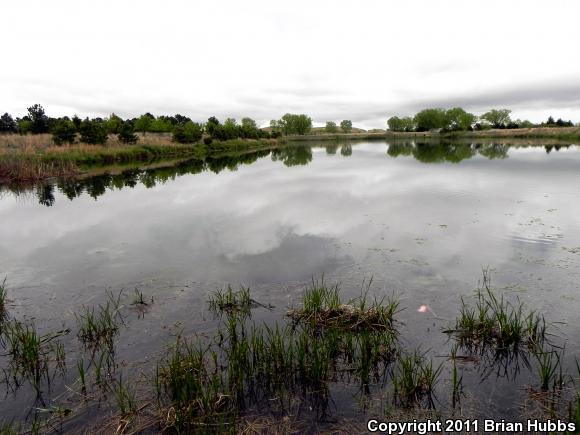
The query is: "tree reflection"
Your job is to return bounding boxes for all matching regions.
[271,145,313,167]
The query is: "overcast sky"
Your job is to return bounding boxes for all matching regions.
[2,0,580,128]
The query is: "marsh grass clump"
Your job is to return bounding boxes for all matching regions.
[0,421,21,435]
[534,348,564,391]
[112,374,137,417]
[157,303,400,432]
[75,290,122,349]
[287,280,400,333]
[449,271,546,352]
[157,337,235,433]
[1,319,69,389]
[208,286,252,313]
[392,351,443,408]
[131,288,147,306]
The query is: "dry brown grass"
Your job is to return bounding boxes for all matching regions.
[0,133,175,155]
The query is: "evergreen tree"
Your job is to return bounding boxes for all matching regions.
[118,122,138,144]
[0,113,17,133]
[79,118,108,144]
[51,118,77,145]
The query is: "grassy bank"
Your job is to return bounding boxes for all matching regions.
[387,126,580,141]
[0,133,280,182]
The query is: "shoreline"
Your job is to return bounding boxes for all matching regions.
[0,137,281,183]
[285,126,580,142]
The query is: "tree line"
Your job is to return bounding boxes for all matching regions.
[0,105,327,146]
[387,108,576,132]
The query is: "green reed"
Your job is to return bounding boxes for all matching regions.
[392,351,443,408]
[2,319,68,389]
[0,277,7,322]
[451,270,546,351]
[208,286,252,313]
[534,348,564,391]
[75,290,122,349]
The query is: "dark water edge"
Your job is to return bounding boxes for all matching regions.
[1,140,580,433]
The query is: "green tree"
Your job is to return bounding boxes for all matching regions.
[0,113,17,133]
[27,104,49,134]
[480,109,511,129]
[72,115,82,130]
[105,113,124,134]
[445,107,476,131]
[325,121,337,133]
[118,122,138,144]
[387,116,404,131]
[149,117,173,133]
[17,117,32,134]
[172,121,203,143]
[387,116,416,132]
[79,118,108,144]
[134,113,155,132]
[278,113,312,135]
[205,116,220,136]
[413,108,447,131]
[340,119,352,133]
[241,117,259,138]
[269,119,281,134]
[51,118,77,145]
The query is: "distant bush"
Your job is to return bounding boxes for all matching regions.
[79,118,108,144]
[325,121,337,133]
[51,118,77,145]
[0,113,17,133]
[172,121,203,143]
[203,137,213,145]
[118,122,138,144]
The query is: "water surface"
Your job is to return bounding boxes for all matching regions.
[1,141,579,429]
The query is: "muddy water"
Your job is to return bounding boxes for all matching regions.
[1,141,579,430]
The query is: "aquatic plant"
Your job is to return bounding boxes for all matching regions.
[448,270,546,351]
[1,319,68,389]
[157,337,233,433]
[0,420,20,435]
[534,348,563,391]
[77,359,87,393]
[208,286,252,313]
[113,374,137,417]
[132,288,147,306]
[75,290,122,349]
[287,280,400,333]
[392,351,442,408]
[0,277,7,322]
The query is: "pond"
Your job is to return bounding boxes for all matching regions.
[1,140,579,432]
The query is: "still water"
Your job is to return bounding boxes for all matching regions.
[1,141,579,429]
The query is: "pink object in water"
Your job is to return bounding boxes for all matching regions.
[417,304,430,313]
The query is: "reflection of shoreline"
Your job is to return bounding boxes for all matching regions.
[3,142,577,207]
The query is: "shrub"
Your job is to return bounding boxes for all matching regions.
[118,122,138,144]
[79,118,108,145]
[172,121,203,144]
[51,119,77,145]
[203,137,213,145]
